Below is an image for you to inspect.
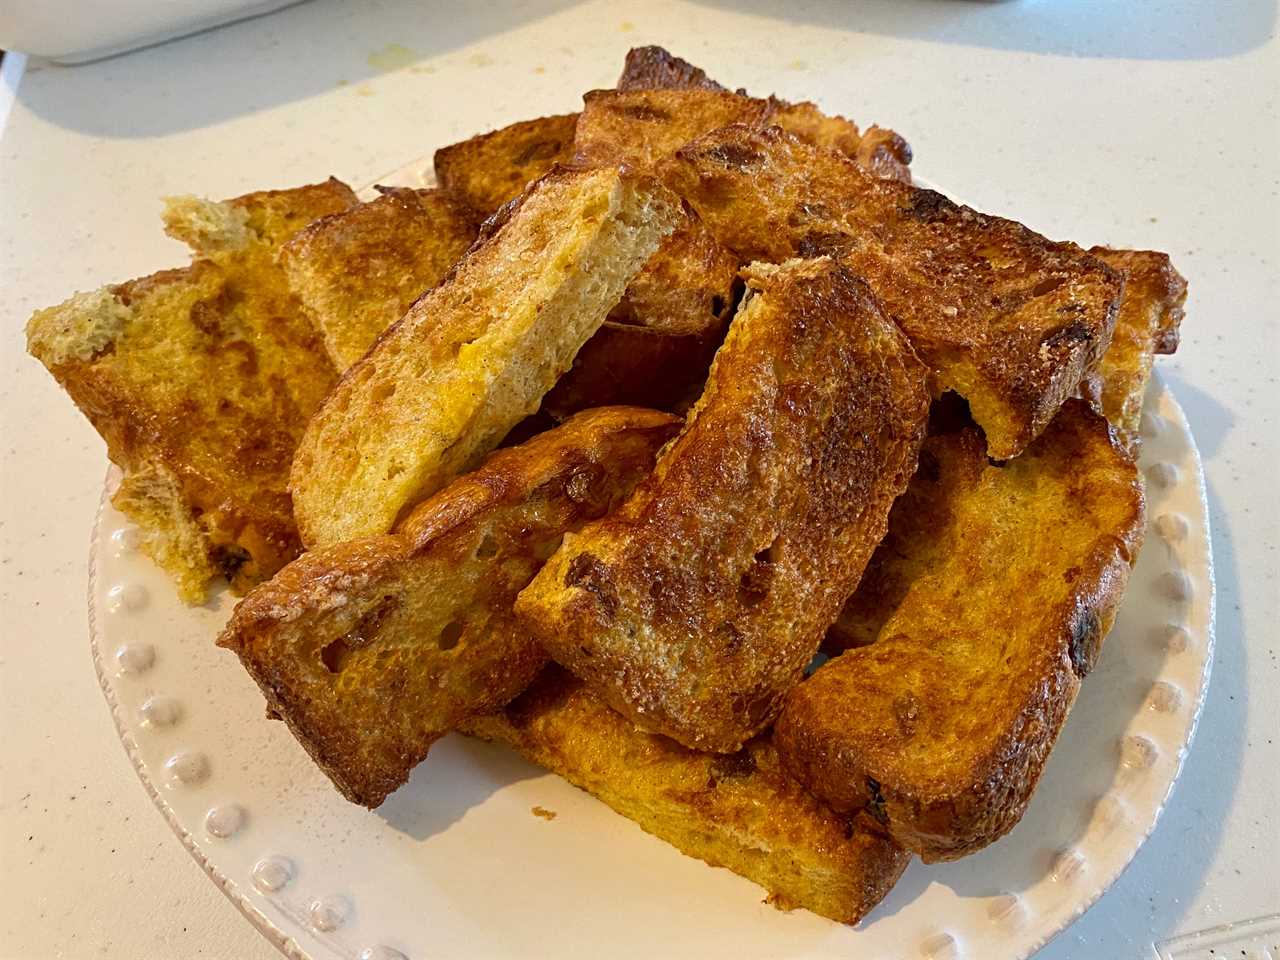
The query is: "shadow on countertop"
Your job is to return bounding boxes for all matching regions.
[691,0,1277,62]
[12,0,1276,139]
[1030,369,1251,958]
[12,0,583,138]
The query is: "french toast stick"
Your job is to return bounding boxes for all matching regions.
[1079,247,1187,450]
[280,186,481,369]
[282,183,734,415]
[516,257,929,752]
[290,165,680,547]
[460,666,909,924]
[434,113,578,216]
[541,209,738,418]
[614,46,911,182]
[574,87,772,170]
[776,401,1144,861]
[27,179,356,601]
[616,44,733,92]
[664,123,1124,459]
[219,407,680,808]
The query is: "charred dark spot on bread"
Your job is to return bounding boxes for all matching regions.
[865,777,889,825]
[1032,275,1067,297]
[704,142,764,170]
[616,102,674,122]
[564,552,618,617]
[795,231,851,258]
[1041,320,1093,351]
[1068,606,1102,678]
[709,749,757,784]
[212,544,251,582]
[719,621,745,652]
[903,188,961,223]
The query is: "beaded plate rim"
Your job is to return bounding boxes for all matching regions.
[86,165,1216,960]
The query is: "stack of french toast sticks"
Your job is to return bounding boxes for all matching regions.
[28,47,1187,923]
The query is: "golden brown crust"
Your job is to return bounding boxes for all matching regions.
[461,666,909,924]
[290,165,681,547]
[612,46,911,181]
[434,114,578,215]
[219,408,681,808]
[516,257,929,752]
[574,88,772,170]
[616,45,733,92]
[1080,247,1188,450]
[27,181,355,601]
[768,102,912,184]
[280,187,481,369]
[663,123,1124,458]
[280,182,734,414]
[776,401,1144,861]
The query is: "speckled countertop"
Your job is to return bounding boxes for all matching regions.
[1,2,1277,958]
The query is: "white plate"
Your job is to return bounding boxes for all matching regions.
[88,164,1215,960]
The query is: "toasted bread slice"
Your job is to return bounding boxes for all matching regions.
[280,187,480,369]
[219,408,679,807]
[1079,247,1187,450]
[291,165,680,547]
[614,46,911,182]
[162,178,357,256]
[280,182,733,415]
[27,180,355,601]
[768,100,913,183]
[665,124,1124,458]
[616,44,734,92]
[517,257,929,752]
[434,113,578,215]
[461,666,909,924]
[574,87,773,170]
[542,209,739,418]
[775,401,1144,862]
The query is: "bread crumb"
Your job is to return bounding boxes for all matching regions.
[531,805,557,821]
[26,289,131,365]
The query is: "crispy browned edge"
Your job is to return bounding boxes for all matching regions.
[1090,246,1187,360]
[289,162,681,548]
[573,87,773,171]
[434,113,579,215]
[281,179,732,416]
[27,180,355,599]
[541,210,740,418]
[1079,247,1187,449]
[616,45,734,92]
[517,257,929,752]
[219,407,682,807]
[663,122,1124,459]
[613,45,911,181]
[280,186,482,369]
[461,666,909,924]
[775,401,1145,861]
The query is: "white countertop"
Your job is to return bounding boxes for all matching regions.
[1,2,1277,957]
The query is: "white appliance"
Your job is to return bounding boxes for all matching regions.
[0,0,302,64]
